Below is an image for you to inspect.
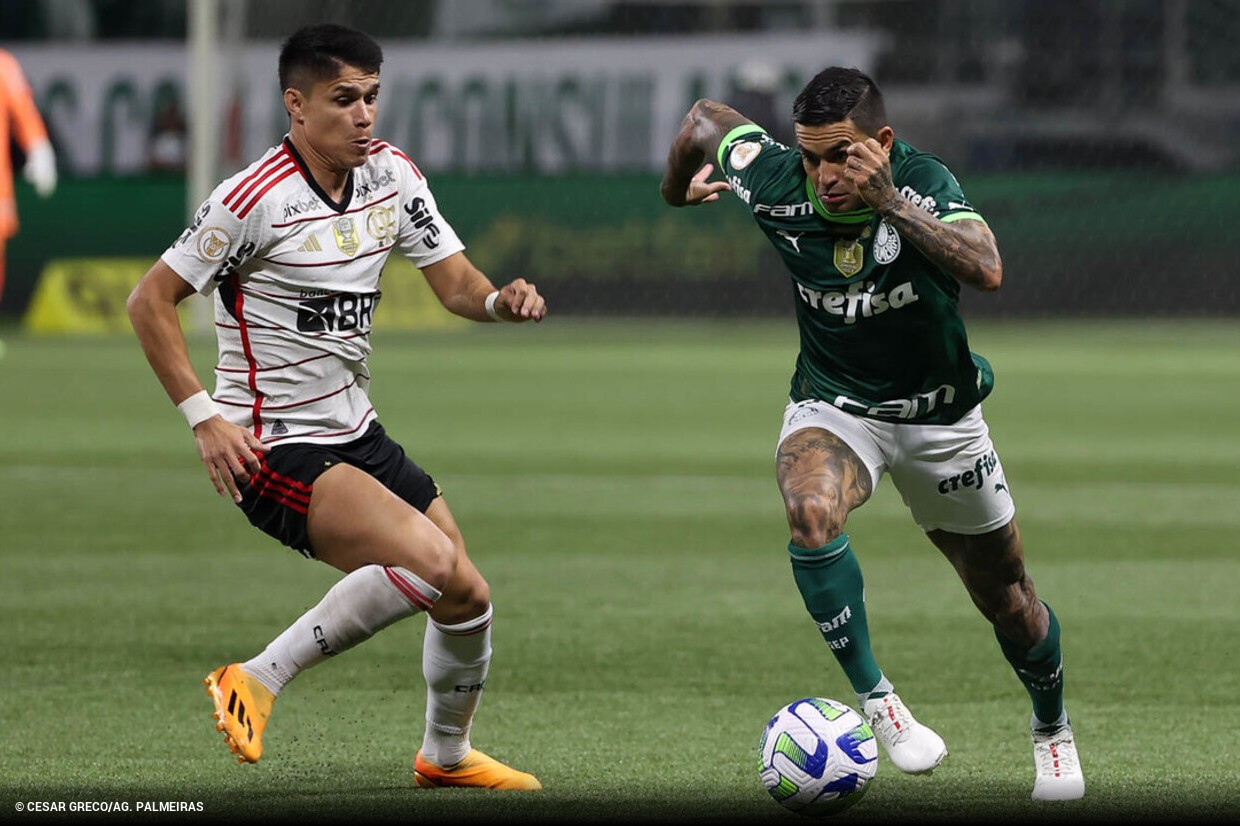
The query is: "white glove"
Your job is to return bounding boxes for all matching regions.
[23,139,57,198]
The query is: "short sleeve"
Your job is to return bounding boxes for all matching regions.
[390,153,464,269]
[896,155,985,225]
[160,195,262,296]
[716,126,787,208]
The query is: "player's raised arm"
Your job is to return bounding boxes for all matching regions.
[420,250,546,323]
[126,260,268,501]
[842,138,1003,292]
[660,98,751,207]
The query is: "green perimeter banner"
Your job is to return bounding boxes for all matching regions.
[5,171,1238,323]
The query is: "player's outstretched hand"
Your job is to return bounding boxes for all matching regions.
[684,163,731,206]
[192,417,270,503]
[494,278,547,322]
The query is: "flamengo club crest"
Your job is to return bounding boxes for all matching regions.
[333,215,360,256]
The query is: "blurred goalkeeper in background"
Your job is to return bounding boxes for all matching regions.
[127,24,544,790]
[0,47,57,314]
[661,66,1085,802]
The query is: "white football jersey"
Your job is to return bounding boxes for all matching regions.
[162,136,464,445]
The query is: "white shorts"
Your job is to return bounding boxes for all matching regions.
[777,399,1016,535]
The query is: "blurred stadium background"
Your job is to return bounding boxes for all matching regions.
[3,2,1240,821]
[4,0,1239,325]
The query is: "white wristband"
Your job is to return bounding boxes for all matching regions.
[177,390,222,429]
[484,290,504,322]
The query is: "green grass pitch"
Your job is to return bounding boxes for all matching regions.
[1,318,1238,823]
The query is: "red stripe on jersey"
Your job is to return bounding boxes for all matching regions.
[223,148,290,206]
[371,141,422,179]
[383,567,435,611]
[269,190,398,228]
[230,273,265,437]
[224,152,293,214]
[236,166,298,219]
[263,244,392,268]
[215,352,334,374]
[256,378,359,412]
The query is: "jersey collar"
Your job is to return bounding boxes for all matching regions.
[283,136,355,214]
[805,177,875,225]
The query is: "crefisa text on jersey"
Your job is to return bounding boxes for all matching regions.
[795,279,920,324]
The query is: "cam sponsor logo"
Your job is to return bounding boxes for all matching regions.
[833,383,958,420]
[754,201,814,218]
[795,279,919,324]
[815,605,852,634]
[937,451,1001,494]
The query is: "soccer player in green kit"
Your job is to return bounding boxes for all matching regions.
[661,66,1085,801]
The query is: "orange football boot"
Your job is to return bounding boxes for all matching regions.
[414,748,542,790]
[203,664,275,764]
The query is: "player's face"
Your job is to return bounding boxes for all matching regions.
[794,118,869,213]
[293,64,380,171]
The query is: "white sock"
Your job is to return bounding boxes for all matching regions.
[243,565,441,696]
[1032,709,1070,733]
[420,604,493,767]
[857,675,895,711]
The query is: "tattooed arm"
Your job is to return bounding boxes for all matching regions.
[845,138,1003,292]
[660,98,753,207]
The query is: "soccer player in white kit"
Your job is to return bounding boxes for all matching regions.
[127,24,544,790]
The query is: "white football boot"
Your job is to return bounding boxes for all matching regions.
[863,693,947,774]
[1031,724,1086,801]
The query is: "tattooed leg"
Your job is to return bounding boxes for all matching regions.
[777,428,884,695]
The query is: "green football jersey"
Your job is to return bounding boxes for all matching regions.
[717,126,994,425]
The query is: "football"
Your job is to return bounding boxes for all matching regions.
[758,697,878,817]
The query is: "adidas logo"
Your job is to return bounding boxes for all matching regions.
[297,234,322,252]
[226,688,254,740]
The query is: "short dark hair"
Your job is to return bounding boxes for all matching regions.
[792,67,887,135]
[278,24,383,93]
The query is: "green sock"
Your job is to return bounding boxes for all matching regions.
[994,600,1065,728]
[788,535,882,695]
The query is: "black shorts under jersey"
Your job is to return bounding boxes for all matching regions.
[236,420,440,558]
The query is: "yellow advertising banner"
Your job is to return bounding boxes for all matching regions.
[21,257,463,335]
